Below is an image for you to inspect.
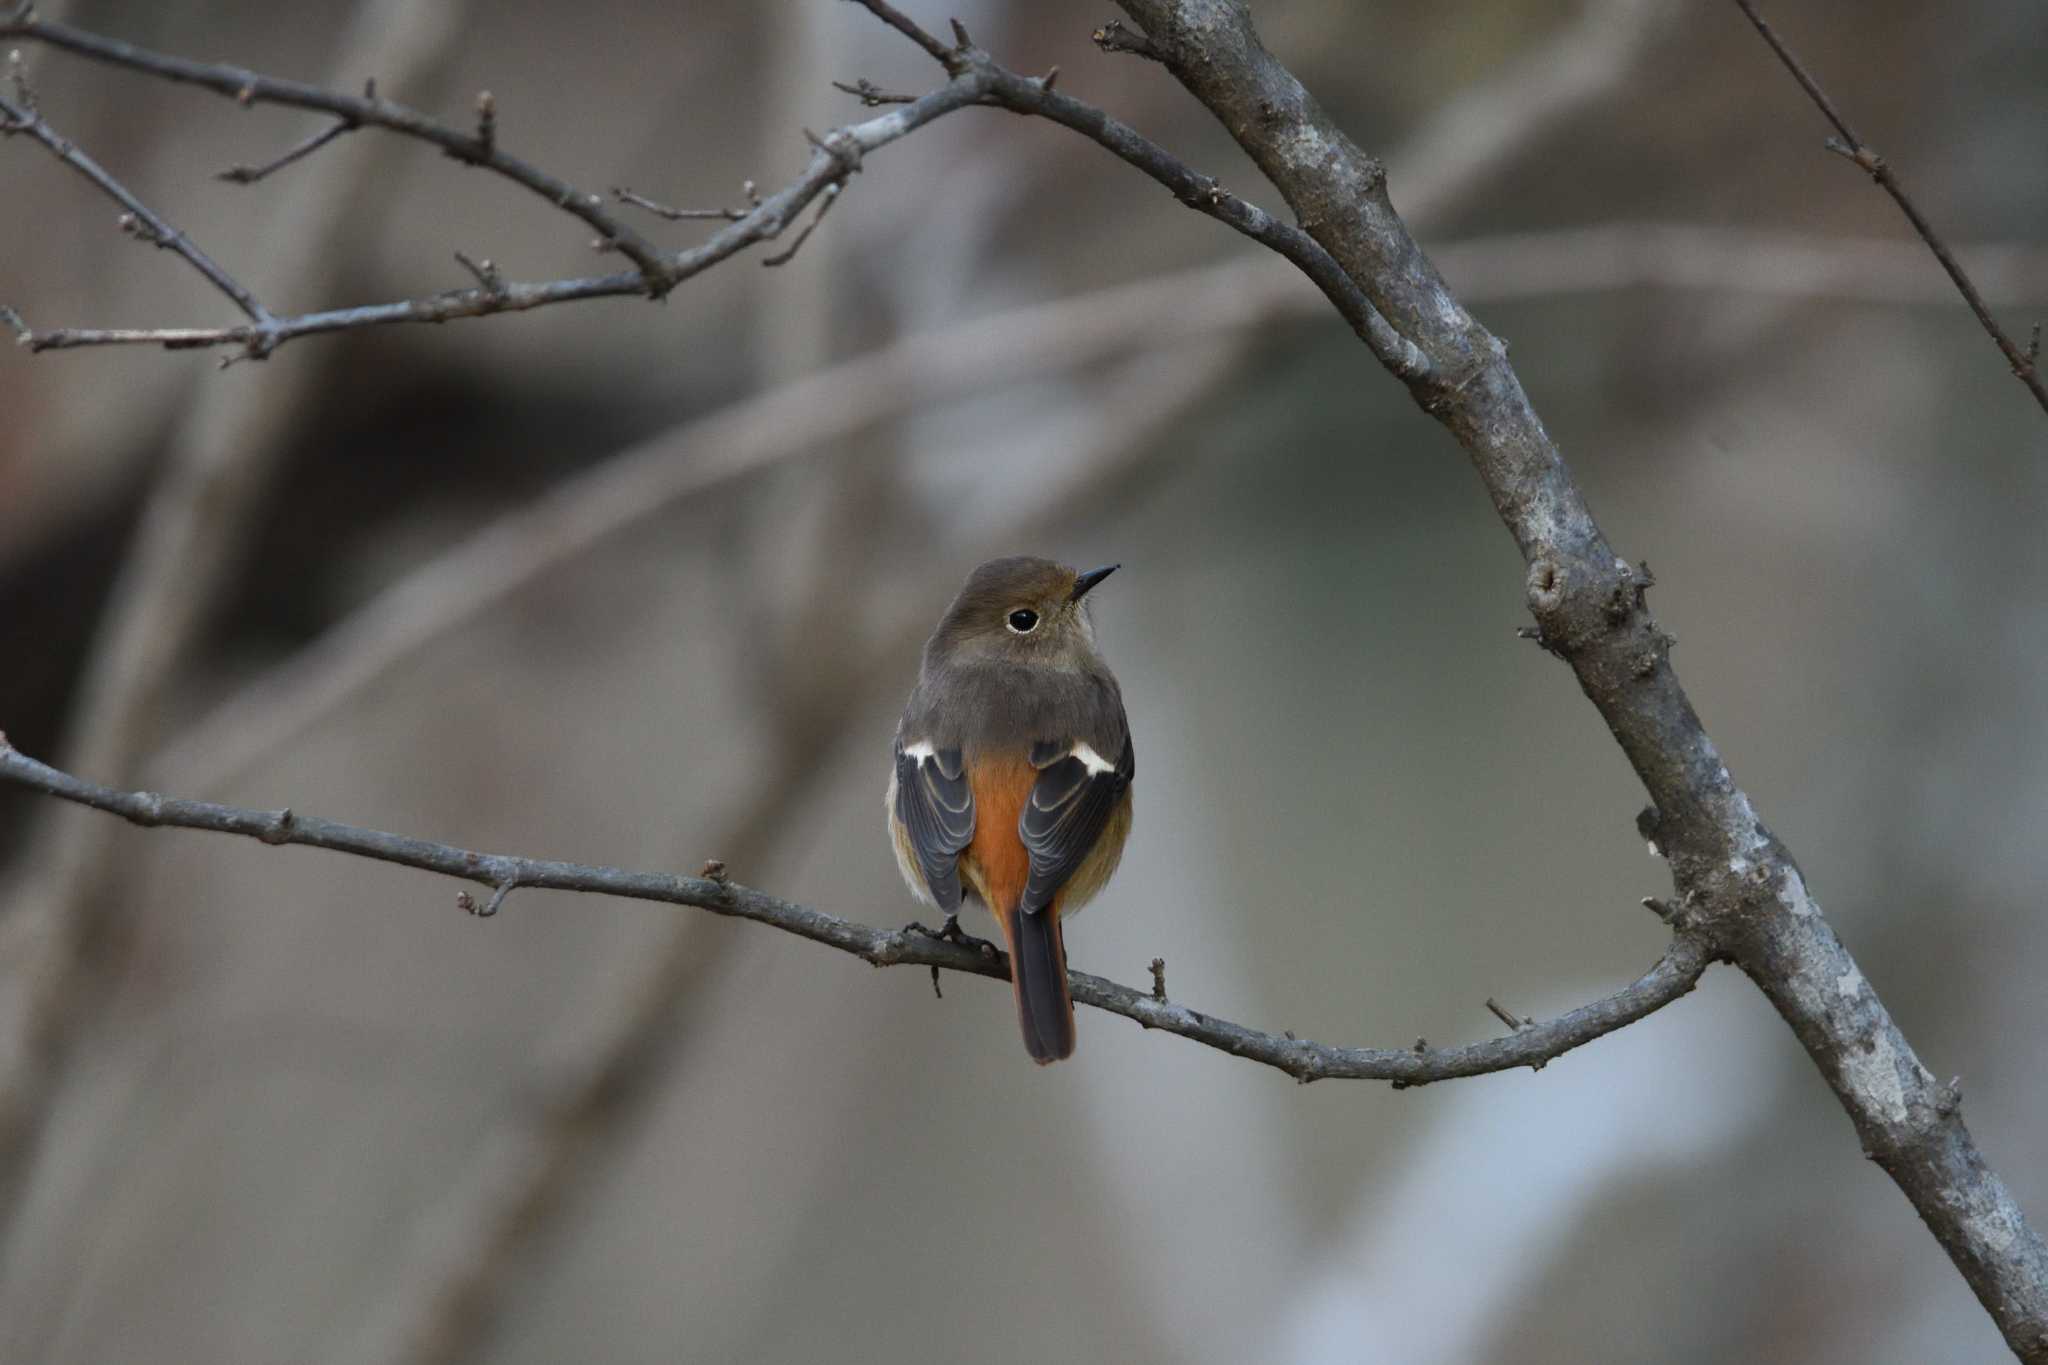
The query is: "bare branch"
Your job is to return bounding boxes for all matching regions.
[0,739,1712,1089]
[0,79,275,335]
[217,114,357,184]
[838,2,1430,379]
[0,11,673,290]
[849,0,957,67]
[761,181,841,266]
[831,76,916,106]
[0,8,1425,375]
[1092,19,1164,62]
[0,0,475,1261]
[611,186,748,221]
[1101,0,2048,1351]
[0,70,987,352]
[1730,0,2048,416]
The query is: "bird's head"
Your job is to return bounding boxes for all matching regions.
[925,555,1119,671]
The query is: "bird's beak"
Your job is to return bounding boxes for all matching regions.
[1069,563,1120,602]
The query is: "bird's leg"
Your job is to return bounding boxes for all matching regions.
[906,913,1001,959]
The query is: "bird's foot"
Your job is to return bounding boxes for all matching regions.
[907,915,1000,959]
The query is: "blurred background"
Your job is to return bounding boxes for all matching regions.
[2,0,2046,1360]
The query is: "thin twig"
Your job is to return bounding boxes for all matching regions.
[217,115,357,184]
[0,85,274,332]
[1092,19,1163,62]
[0,6,1426,375]
[831,77,916,106]
[1484,998,1531,1032]
[0,739,1712,1088]
[762,182,841,266]
[0,12,672,290]
[1730,0,2048,415]
[611,187,747,221]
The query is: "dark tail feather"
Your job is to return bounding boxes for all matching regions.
[1003,905,1075,1064]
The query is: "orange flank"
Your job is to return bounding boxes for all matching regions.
[961,752,1036,918]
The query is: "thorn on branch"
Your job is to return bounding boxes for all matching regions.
[258,807,295,845]
[830,77,915,106]
[0,304,31,346]
[949,18,973,50]
[1149,956,1167,1001]
[1485,997,1533,1032]
[1938,1075,1964,1117]
[699,858,729,884]
[928,964,944,998]
[473,89,495,157]
[1413,1036,1428,1053]
[2028,322,2042,366]
[1092,19,1163,61]
[1040,65,1059,91]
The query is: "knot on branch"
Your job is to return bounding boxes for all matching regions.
[1525,556,1567,618]
[803,126,863,180]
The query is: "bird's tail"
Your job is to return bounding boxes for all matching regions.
[999,903,1075,1064]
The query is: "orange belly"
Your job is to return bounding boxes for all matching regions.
[961,752,1035,915]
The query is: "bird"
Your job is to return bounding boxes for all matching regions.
[887,556,1134,1063]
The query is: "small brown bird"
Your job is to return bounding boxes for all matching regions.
[887,556,1134,1063]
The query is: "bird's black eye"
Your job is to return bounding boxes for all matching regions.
[1007,608,1040,634]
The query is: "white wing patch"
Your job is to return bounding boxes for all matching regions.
[902,739,936,761]
[1070,741,1116,775]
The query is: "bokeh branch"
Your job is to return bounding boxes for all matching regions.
[1730,0,2048,417]
[0,739,1711,1089]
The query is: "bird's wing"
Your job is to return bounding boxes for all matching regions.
[1019,733,1134,915]
[894,740,975,911]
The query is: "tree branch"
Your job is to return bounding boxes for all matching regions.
[0,13,972,355]
[0,82,275,335]
[1088,0,2048,1354]
[0,740,1710,1088]
[0,8,1427,377]
[1729,0,2048,417]
[216,110,358,184]
[0,9,672,288]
